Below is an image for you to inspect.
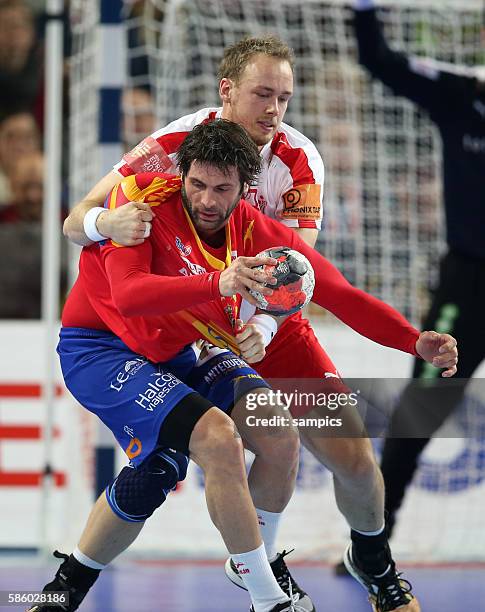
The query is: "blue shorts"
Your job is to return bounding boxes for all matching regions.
[57,328,268,466]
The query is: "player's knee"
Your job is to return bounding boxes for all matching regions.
[208,421,244,469]
[105,448,189,522]
[192,410,244,471]
[260,425,300,469]
[242,388,300,462]
[335,441,377,485]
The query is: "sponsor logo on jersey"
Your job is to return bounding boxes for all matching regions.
[124,425,135,437]
[282,184,321,220]
[127,141,151,159]
[175,236,192,256]
[123,136,175,173]
[178,311,240,355]
[204,323,239,354]
[110,357,148,392]
[180,255,207,275]
[135,372,181,411]
[125,436,143,460]
[243,220,255,250]
[245,187,268,213]
[202,355,248,385]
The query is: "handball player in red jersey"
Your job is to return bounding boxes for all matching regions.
[56,34,460,612]
[27,120,458,612]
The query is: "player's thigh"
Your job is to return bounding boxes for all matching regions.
[300,422,376,480]
[186,344,298,455]
[255,324,344,417]
[57,328,208,464]
[231,387,300,459]
[186,344,272,414]
[185,406,245,470]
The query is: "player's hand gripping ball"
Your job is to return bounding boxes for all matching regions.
[249,246,315,316]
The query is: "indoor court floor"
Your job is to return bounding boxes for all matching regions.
[1,557,484,611]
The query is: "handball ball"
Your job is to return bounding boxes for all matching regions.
[249,246,315,316]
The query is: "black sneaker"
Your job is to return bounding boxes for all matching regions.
[343,543,421,612]
[226,549,315,612]
[25,551,94,611]
[250,602,296,612]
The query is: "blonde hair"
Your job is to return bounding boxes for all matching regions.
[217,35,295,83]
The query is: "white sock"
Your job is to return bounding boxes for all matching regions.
[73,547,107,571]
[256,508,282,562]
[353,523,385,537]
[231,543,288,612]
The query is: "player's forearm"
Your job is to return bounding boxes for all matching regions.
[312,267,420,355]
[318,281,419,356]
[63,199,104,246]
[354,3,395,75]
[64,171,123,246]
[110,270,222,317]
[292,227,318,248]
[284,232,420,355]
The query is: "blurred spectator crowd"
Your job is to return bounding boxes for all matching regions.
[0,0,157,319]
[0,0,464,323]
[0,0,48,318]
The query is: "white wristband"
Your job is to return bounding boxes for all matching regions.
[248,314,278,348]
[354,0,374,10]
[83,206,107,242]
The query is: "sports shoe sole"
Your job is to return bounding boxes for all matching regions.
[343,544,421,612]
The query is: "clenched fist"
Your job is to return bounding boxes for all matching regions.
[415,331,458,377]
[97,201,154,246]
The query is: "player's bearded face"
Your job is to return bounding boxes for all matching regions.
[221,56,293,148]
[182,162,243,235]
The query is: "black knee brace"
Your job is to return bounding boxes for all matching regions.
[105,448,189,522]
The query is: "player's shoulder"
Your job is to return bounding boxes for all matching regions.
[271,122,321,158]
[238,197,274,226]
[270,122,324,173]
[106,172,182,210]
[237,199,285,255]
[268,122,324,182]
[150,107,221,145]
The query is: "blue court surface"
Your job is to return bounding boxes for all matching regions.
[1,557,485,611]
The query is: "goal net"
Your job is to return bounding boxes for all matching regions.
[141,0,483,325]
[69,0,100,211]
[63,0,485,562]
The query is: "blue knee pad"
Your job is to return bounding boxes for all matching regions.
[105,448,189,522]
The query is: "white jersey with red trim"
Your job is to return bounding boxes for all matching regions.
[113,107,325,230]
